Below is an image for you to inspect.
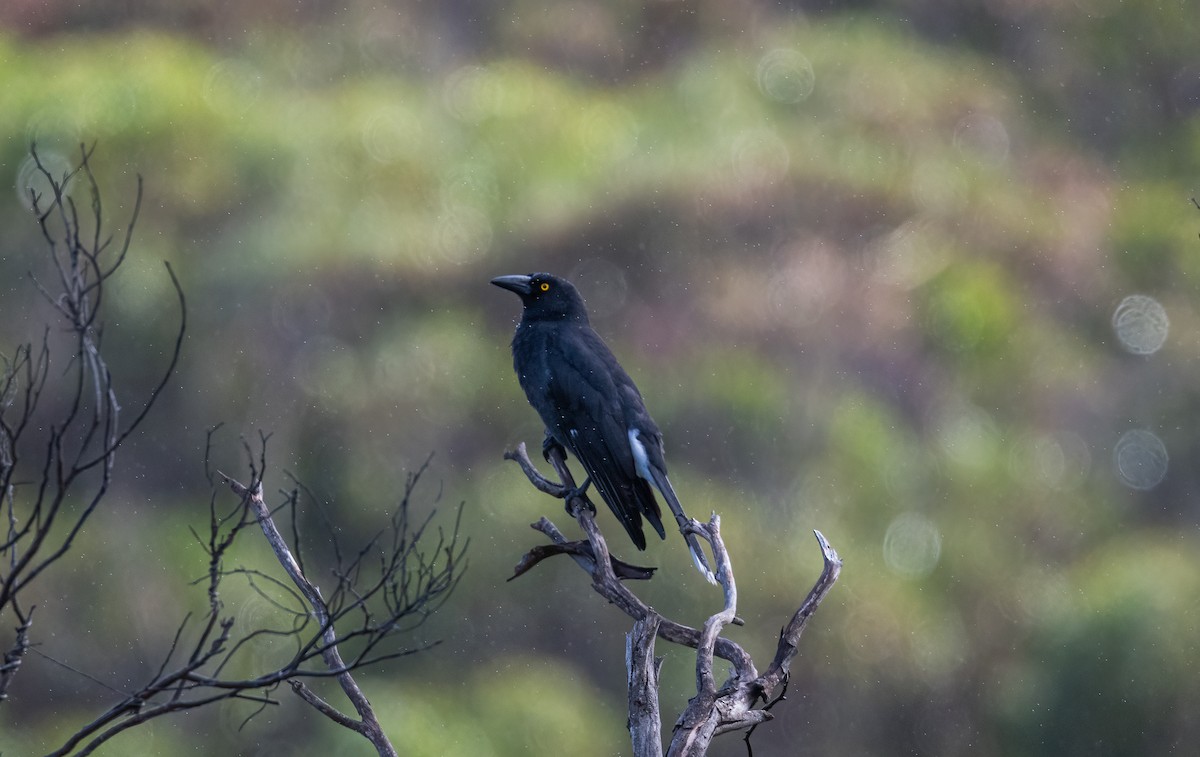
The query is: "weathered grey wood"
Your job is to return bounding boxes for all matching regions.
[506,442,843,756]
[627,616,664,757]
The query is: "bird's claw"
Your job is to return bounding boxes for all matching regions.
[541,433,566,464]
[562,476,595,515]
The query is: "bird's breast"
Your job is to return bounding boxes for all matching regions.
[511,324,556,403]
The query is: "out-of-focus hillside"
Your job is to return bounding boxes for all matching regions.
[2,2,1198,755]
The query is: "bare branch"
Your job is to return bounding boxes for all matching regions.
[627,615,664,757]
[504,442,842,756]
[512,518,657,581]
[290,680,364,731]
[45,443,464,756]
[0,603,33,702]
[220,471,397,757]
[2,145,185,704]
[2,145,465,754]
[755,530,842,699]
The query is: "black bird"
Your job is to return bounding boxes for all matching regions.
[492,272,715,583]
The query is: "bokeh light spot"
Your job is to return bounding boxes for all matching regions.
[1112,294,1168,355]
[204,59,264,115]
[1008,431,1091,490]
[577,102,640,166]
[910,159,967,215]
[1113,429,1168,491]
[436,206,493,263]
[443,63,534,122]
[756,49,815,104]
[874,220,951,290]
[731,128,790,187]
[440,163,499,212]
[362,107,423,164]
[936,404,998,470]
[953,113,1011,166]
[883,512,942,579]
[443,65,489,121]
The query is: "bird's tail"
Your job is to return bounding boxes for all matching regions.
[648,467,717,584]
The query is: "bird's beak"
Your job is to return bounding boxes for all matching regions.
[490,274,533,295]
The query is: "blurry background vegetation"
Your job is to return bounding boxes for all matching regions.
[2,1,1199,754]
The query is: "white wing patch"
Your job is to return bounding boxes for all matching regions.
[628,428,652,482]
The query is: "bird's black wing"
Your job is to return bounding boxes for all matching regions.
[567,422,664,550]
[545,326,666,550]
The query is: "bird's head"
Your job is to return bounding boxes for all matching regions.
[491,272,588,322]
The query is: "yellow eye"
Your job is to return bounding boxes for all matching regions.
[539,282,550,292]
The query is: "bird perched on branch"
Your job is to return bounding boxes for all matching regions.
[492,272,715,583]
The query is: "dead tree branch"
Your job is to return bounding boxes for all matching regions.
[1,143,184,703]
[221,469,397,756]
[505,441,842,756]
[627,615,664,757]
[0,144,468,754]
[46,436,465,757]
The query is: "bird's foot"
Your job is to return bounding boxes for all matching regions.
[572,476,593,498]
[562,476,595,515]
[541,433,567,464]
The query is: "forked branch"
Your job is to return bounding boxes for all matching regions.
[46,438,465,757]
[221,471,397,757]
[505,441,842,756]
[1,144,468,756]
[1,144,185,704]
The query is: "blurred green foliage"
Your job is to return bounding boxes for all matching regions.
[2,1,1200,755]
